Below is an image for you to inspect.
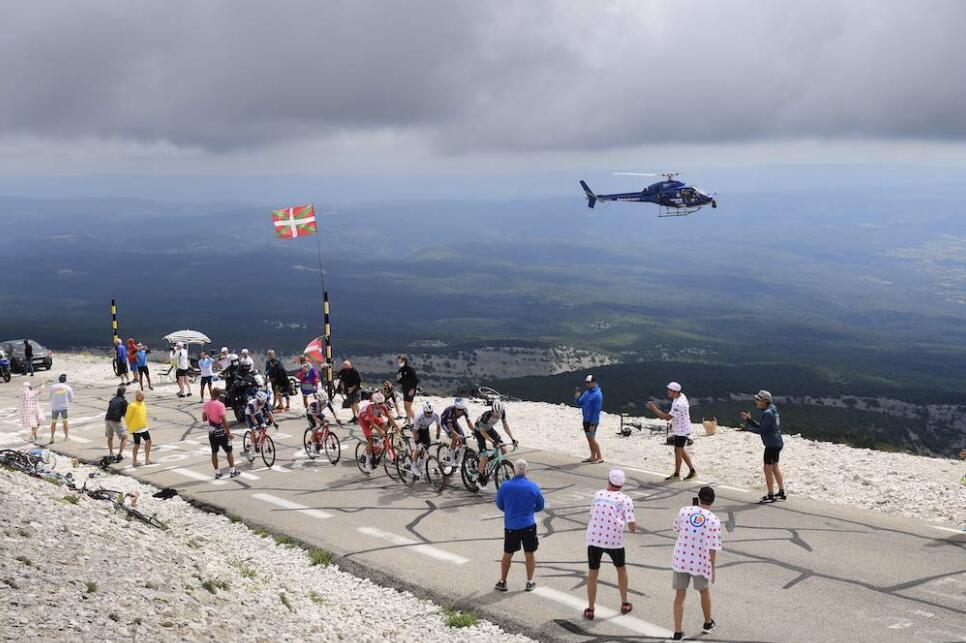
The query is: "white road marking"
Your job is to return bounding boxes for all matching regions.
[64,435,92,443]
[356,527,468,565]
[624,466,668,478]
[252,493,332,519]
[171,467,227,485]
[65,414,102,427]
[532,586,673,638]
[931,525,964,534]
[122,463,160,471]
[716,484,751,493]
[238,471,259,481]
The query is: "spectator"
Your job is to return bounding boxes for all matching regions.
[125,338,138,379]
[239,348,254,369]
[584,468,637,620]
[739,390,786,503]
[18,381,44,443]
[135,343,153,391]
[175,342,191,398]
[198,351,215,402]
[647,382,697,481]
[48,373,74,443]
[113,337,130,385]
[125,390,153,466]
[104,386,129,462]
[217,346,232,371]
[296,361,320,409]
[670,486,721,640]
[396,354,420,423]
[23,339,34,377]
[338,360,362,423]
[204,387,239,479]
[265,350,291,411]
[574,374,604,464]
[494,459,545,592]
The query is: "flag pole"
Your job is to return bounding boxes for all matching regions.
[111,298,120,344]
[313,216,335,397]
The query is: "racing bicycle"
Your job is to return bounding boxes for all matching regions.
[355,427,404,480]
[303,418,341,464]
[243,422,277,468]
[461,441,517,492]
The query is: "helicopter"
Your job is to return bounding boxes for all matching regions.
[579,172,717,217]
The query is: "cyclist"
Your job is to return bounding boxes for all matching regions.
[382,380,404,420]
[440,398,472,469]
[358,391,401,474]
[245,390,270,430]
[307,390,337,429]
[474,398,518,492]
[409,401,441,480]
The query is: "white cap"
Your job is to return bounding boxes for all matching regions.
[585,374,595,383]
[220,347,229,353]
[666,381,682,392]
[241,348,249,354]
[608,468,626,487]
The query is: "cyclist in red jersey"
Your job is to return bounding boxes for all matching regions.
[359,392,401,473]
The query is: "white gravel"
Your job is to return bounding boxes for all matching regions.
[0,460,531,642]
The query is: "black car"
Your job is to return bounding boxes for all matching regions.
[0,339,53,373]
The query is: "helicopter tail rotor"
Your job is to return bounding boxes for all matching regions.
[579,180,597,209]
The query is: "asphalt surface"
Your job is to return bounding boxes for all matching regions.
[2,377,964,643]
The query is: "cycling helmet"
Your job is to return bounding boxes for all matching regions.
[254,374,266,387]
[370,391,385,405]
[454,397,467,410]
[255,391,268,403]
[422,401,433,414]
[490,398,505,417]
[313,390,330,407]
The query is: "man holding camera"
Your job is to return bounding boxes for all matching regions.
[739,390,786,503]
[670,486,721,640]
[646,382,696,481]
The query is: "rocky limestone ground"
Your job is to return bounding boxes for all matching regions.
[0,462,531,643]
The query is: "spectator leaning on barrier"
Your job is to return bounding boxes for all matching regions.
[583,468,637,620]
[739,390,786,503]
[670,486,721,640]
[574,374,604,464]
[494,459,545,593]
[104,386,129,463]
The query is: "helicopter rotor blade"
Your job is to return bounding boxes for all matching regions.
[613,172,659,176]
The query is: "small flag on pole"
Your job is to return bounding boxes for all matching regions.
[272,205,317,239]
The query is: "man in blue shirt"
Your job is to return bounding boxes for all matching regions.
[495,459,545,592]
[574,375,604,464]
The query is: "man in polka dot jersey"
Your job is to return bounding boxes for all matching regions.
[670,486,721,640]
[583,468,637,620]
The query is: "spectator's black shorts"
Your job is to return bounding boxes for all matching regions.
[116,359,128,375]
[587,545,626,569]
[672,434,689,448]
[403,388,417,403]
[133,431,151,444]
[583,421,598,438]
[176,368,189,378]
[416,426,431,448]
[473,427,502,453]
[347,388,361,404]
[209,432,232,454]
[200,375,212,386]
[138,365,150,375]
[764,446,782,465]
[504,524,538,554]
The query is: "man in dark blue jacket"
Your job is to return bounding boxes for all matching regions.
[575,375,604,464]
[739,390,786,503]
[495,459,545,592]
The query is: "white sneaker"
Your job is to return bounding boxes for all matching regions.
[478,481,490,492]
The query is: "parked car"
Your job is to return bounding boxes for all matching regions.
[0,339,53,373]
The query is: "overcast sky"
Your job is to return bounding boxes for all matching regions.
[1,0,965,179]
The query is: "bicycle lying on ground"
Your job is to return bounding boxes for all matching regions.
[0,447,57,475]
[461,442,517,492]
[243,422,277,468]
[72,472,167,530]
[303,418,341,464]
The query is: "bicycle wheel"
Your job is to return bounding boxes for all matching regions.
[121,505,168,530]
[303,428,319,459]
[435,443,455,476]
[383,446,400,481]
[396,451,416,486]
[260,435,276,468]
[461,451,480,492]
[323,432,341,465]
[493,460,514,488]
[426,455,447,492]
[242,430,256,463]
[355,442,369,473]
[40,449,57,471]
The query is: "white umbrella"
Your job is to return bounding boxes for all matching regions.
[162,330,212,345]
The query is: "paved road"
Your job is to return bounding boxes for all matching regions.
[2,378,964,642]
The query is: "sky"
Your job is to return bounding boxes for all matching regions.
[1,0,965,193]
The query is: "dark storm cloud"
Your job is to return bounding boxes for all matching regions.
[1,0,965,155]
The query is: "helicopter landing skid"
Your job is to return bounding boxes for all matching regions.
[658,205,703,217]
